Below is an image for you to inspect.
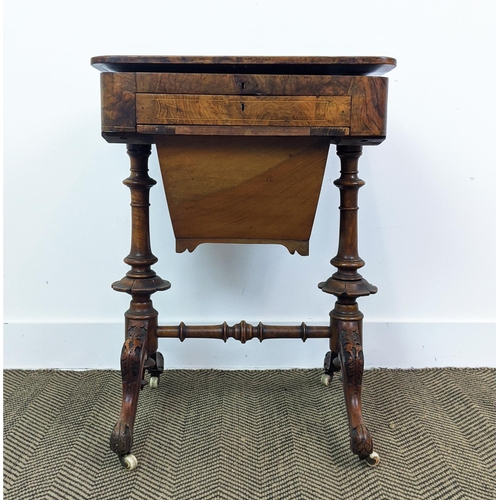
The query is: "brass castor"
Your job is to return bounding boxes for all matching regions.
[149,376,159,389]
[321,373,332,386]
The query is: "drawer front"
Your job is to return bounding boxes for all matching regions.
[136,94,351,127]
[135,72,354,96]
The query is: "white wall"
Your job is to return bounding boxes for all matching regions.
[3,0,495,369]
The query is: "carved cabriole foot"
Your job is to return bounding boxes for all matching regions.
[110,299,163,468]
[338,321,373,462]
[110,318,149,460]
[329,304,377,465]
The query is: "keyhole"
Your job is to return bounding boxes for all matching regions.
[240,82,246,90]
[241,102,245,112]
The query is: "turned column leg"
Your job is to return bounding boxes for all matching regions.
[319,145,379,466]
[110,144,170,469]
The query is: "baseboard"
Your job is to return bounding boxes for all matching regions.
[2,322,495,370]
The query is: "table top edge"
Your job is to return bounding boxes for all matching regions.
[90,55,397,76]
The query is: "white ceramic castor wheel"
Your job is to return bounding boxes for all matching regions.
[120,454,138,470]
[321,373,332,386]
[365,451,380,467]
[149,376,159,389]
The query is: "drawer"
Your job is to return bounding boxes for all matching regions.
[136,94,351,127]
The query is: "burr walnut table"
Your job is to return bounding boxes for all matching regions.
[91,55,397,470]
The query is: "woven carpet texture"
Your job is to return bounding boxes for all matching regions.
[3,368,496,500]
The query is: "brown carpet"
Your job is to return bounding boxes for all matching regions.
[3,368,495,500]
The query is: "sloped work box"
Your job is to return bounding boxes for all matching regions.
[156,135,330,256]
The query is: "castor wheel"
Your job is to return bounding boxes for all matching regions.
[332,356,341,371]
[321,373,332,386]
[365,451,380,467]
[146,352,164,389]
[120,454,138,470]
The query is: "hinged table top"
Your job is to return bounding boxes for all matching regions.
[91,55,396,76]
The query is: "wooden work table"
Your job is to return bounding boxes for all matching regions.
[91,55,397,470]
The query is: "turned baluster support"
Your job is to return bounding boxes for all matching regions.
[109,144,170,468]
[319,145,379,466]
